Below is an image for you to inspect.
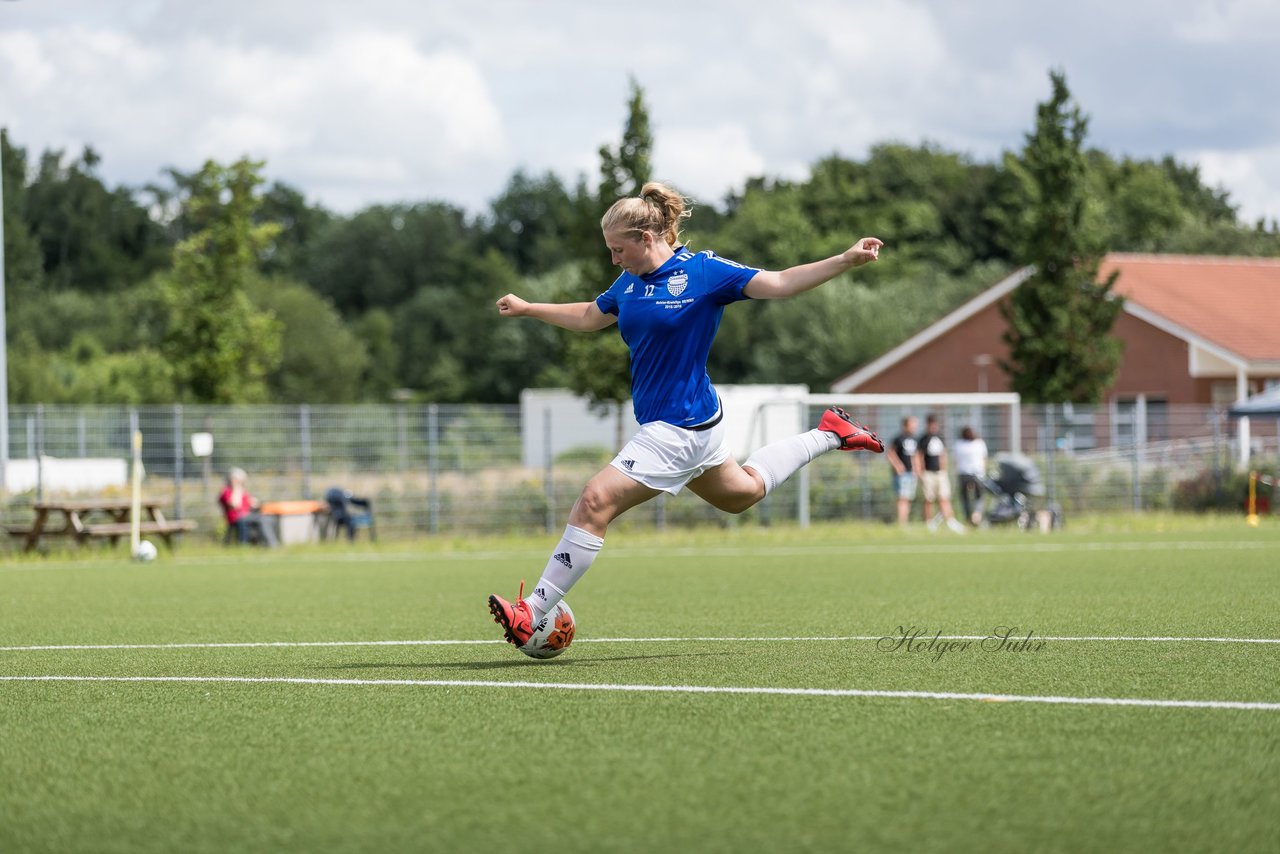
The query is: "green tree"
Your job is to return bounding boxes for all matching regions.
[5,277,171,382]
[392,249,543,403]
[598,78,652,208]
[1156,218,1280,255]
[1131,155,1280,254]
[843,145,966,270]
[712,179,822,271]
[304,202,475,315]
[1001,71,1124,403]
[249,276,368,403]
[160,158,283,403]
[562,79,652,425]
[24,145,167,292]
[1,130,45,305]
[352,308,401,401]
[483,170,575,276]
[392,284,472,401]
[6,332,61,403]
[6,331,176,404]
[258,180,333,280]
[1087,153,1188,250]
[1159,156,1236,226]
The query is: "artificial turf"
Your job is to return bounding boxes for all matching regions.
[2,520,1278,853]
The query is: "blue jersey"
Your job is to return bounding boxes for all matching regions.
[595,246,759,427]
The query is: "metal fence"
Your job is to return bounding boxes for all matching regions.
[2,401,1276,545]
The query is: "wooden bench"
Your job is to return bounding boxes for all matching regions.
[8,499,197,552]
[81,520,198,548]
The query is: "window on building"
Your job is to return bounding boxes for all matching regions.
[1212,380,1266,406]
[1112,395,1169,446]
[1056,403,1097,452]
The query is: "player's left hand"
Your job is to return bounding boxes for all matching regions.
[496,293,529,317]
[843,237,883,268]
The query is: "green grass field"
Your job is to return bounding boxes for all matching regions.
[2,519,1278,853]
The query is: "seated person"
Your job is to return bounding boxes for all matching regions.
[218,468,278,547]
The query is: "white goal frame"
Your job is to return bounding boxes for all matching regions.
[746,392,1022,528]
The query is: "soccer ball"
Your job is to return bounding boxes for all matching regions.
[133,540,158,562]
[518,601,576,659]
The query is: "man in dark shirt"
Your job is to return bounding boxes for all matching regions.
[887,416,919,526]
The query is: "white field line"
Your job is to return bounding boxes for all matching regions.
[607,540,1273,559]
[0,674,1276,712]
[0,538,1271,573]
[2,634,1279,652]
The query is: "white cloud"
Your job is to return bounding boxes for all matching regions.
[1172,0,1280,44]
[0,22,508,210]
[654,124,768,205]
[0,30,58,93]
[1,0,1277,223]
[1193,146,1280,225]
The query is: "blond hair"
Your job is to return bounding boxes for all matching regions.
[600,182,691,247]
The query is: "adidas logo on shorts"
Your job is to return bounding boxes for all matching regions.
[621,459,635,471]
[553,552,572,569]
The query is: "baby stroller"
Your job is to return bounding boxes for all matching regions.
[980,453,1062,531]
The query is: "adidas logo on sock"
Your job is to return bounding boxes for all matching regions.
[533,586,547,600]
[621,459,635,471]
[553,552,572,569]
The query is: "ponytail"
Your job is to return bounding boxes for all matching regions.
[601,182,691,247]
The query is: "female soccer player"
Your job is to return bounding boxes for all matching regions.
[488,182,884,647]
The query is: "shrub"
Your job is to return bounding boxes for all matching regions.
[1172,464,1278,513]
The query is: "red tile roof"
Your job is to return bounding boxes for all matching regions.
[1100,254,1280,361]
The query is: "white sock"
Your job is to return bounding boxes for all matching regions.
[743,429,840,495]
[525,525,604,621]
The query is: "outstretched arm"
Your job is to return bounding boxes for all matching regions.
[495,294,617,332]
[743,237,883,300]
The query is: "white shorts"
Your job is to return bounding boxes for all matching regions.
[921,470,952,502]
[610,419,731,496]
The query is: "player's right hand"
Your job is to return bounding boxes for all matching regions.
[844,237,883,268]
[496,294,528,317]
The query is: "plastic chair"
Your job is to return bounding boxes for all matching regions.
[324,487,376,541]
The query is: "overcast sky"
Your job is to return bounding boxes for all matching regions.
[2,0,1278,224]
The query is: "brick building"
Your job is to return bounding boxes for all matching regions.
[831,254,1280,453]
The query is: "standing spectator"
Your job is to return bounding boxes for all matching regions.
[888,416,920,526]
[218,468,278,547]
[953,425,989,526]
[919,414,966,534]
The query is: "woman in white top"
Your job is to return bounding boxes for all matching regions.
[953,426,989,525]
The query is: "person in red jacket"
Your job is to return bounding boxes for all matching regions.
[218,467,277,546]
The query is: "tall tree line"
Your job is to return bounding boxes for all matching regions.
[2,73,1277,405]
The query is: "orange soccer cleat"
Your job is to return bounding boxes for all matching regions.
[818,406,885,453]
[488,581,536,647]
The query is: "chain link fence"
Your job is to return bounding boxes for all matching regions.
[2,401,1276,546]
[792,401,1277,525]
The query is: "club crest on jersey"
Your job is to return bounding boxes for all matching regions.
[666,272,688,297]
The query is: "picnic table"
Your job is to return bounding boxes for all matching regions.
[259,499,329,545]
[8,498,197,553]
